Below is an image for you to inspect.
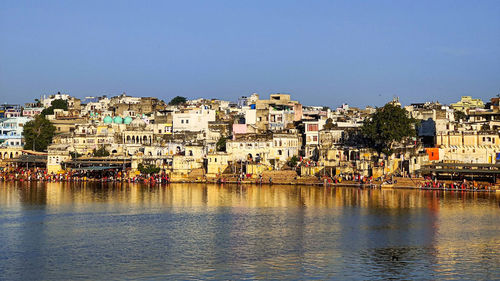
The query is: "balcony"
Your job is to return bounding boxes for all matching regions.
[0,135,22,140]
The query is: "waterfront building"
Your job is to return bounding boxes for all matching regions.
[303,118,326,159]
[227,134,273,164]
[269,132,301,166]
[206,152,230,176]
[436,131,499,163]
[0,146,24,163]
[3,91,500,182]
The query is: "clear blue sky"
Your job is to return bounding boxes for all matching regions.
[1,0,499,107]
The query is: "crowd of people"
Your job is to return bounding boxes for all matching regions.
[0,167,170,184]
[419,179,492,190]
[0,166,496,190]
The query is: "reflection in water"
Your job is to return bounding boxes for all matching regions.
[0,182,498,280]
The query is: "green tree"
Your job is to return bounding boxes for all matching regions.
[454,110,467,122]
[138,163,161,175]
[323,118,335,130]
[168,96,187,106]
[481,123,491,131]
[361,102,417,157]
[23,115,56,151]
[70,151,82,159]
[288,155,299,167]
[92,146,110,157]
[216,135,228,152]
[41,99,68,116]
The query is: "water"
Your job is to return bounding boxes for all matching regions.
[0,182,499,280]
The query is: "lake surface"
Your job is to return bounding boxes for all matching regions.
[0,182,499,280]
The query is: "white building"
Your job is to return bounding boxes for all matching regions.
[173,106,216,133]
[303,119,326,158]
[81,97,111,116]
[0,117,32,147]
[41,93,72,108]
[227,135,273,163]
[269,133,301,164]
[22,107,43,117]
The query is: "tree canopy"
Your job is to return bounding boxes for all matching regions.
[216,135,229,152]
[23,115,56,151]
[168,96,187,106]
[41,99,68,116]
[454,110,467,122]
[288,155,299,167]
[323,118,335,130]
[138,163,161,175]
[92,146,110,157]
[361,103,417,157]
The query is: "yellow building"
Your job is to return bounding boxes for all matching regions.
[47,144,71,173]
[436,132,499,163]
[206,153,230,176]
[450,96,484,112]
[0,147,23,166]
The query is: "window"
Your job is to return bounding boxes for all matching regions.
[181,120,184,124]
[313,136,318,142]
[186,120,189,124]
[307,124,319,131]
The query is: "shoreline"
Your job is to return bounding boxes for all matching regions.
[2,178,497,193]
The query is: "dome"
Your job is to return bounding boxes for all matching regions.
[113,116,123,124]
[123,116,133,125]
[130,117,146,127]
[89,112,94,116]
[103,116,112,124]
